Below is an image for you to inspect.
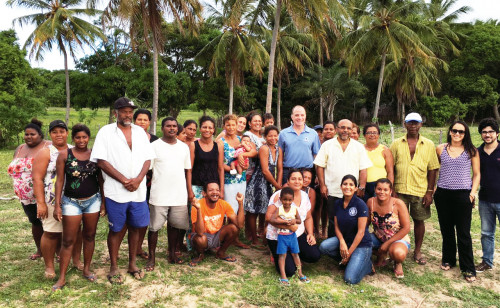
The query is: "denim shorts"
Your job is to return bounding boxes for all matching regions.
[370,233,411,251]
[62,193,101,216]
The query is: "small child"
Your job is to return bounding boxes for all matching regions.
[271,187,310,285]
[230,135,251,179]
[263,113,275,127]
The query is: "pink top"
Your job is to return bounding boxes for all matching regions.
[8,146,37,205]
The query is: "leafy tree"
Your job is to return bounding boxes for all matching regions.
[417,95,467,126]
[8,0,105,124]
[0,30,45,146]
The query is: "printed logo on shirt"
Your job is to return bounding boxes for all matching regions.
[204,214,222,222]
[348,207,357,216]
[304,137,309,142]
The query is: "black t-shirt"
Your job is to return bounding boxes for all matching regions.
[478,142,500,203]
[334,195,372,248]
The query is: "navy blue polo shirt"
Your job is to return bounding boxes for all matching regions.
[334,195,372,248]
[478,142,500,203]
[278,125,321,168]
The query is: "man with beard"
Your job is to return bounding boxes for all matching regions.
[475,118,500,273]
[390,113,439,266]
[314,119,372,237]
[91,97,155,284]
[145,117,191,271]
[189,182,244,266]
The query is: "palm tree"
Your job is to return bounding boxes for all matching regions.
[343,0,434,121]
[196,0,269,114]
[99,0,202,134]
[8,0,105,124]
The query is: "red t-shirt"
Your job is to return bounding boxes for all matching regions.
[191,198,235,234]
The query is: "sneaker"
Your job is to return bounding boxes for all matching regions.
[475,261,492,272]
[230,169,237,175]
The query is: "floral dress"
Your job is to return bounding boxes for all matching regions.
[243,131,265,179]
[244,144,279,214]
[8,155,36,205]
[44,144,73,204]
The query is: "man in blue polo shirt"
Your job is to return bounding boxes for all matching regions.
[278,105,321,183]
[475,118,500,273]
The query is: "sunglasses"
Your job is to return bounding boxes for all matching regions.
[451,129,465,135]
[481,130,496,135]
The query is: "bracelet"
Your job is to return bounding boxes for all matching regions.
[427,189,434,192]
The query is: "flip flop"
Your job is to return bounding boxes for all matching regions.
[127,269,144,280]
[107,273,123,285]
[413,255,427,265]
[216,255,237,262]
[463,272,476,283]
[29,253,42,261]
[144,263,155,272]
[299,276,311,283]
[440,262,451,271]
[83,273,97,282]
[279,278,290,286]
[188,258,202,267]
[51,284,65,292]
[393,264,404,279]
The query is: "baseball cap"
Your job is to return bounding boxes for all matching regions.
[114,97,138,110]
[313,125,323,131]
[49,120,68,132]
[405,112,422,123]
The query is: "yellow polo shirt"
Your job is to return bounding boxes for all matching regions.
[390,135,440,197]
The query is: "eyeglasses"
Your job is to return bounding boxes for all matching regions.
[338,126,352,131]
[451,129,465,135]
[364,132,379,136]
[481,130,497,135]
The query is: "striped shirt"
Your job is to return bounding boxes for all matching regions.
[390,135,440,197]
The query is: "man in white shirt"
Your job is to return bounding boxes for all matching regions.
[145,117,191,271]
[314,119,372,237]
[90,97,154,284]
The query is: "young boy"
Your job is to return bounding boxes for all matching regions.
[271,187,311,285]
[230,135,251,179]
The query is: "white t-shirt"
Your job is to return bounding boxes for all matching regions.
[149,139,191,206]
[90,123,155,203]
[266,190,310,240]
[314,138,372,198]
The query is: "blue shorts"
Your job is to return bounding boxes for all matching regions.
[370,233,411,251]
[105,197,150,232]
[276,233,300,254]
[62,193,101,216]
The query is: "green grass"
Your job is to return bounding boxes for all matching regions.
[1,109,499,307]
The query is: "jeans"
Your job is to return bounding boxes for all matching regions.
[319,237,373,284]
[434,188,475,274]
[479,200,500,267]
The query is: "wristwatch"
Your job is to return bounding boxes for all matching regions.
[358,187,365,191]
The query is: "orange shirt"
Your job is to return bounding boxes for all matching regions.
[191,198,235,234]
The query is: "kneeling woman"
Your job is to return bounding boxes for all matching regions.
[266,169,320,277]
[367,178,410,278]
[319,175,373,284]
[52,124,104,290]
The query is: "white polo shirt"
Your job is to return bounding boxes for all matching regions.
[149,139,191,207]
[314,138,372,198]
[90,123,155,203]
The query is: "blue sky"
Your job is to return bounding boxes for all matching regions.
[1,0,499,71]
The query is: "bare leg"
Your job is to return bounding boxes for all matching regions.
[127,226,145,274]
[247,213,259,245]
[291,253,303,277]
[32,223,43,256]
[72,226,83,269]
[216,224,238,258]
[278,254,287,280]
[107,227,125,277]
[190,234,208,265]
[41,231,62,278]
[258,214,265,237]
[53,215,82,288]
[145,231,158,271]
[135,226,148,258]
[81,212,99,277]
[413,219,426,262]
[167,225,181,263]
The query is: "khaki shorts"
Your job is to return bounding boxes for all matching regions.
[398,193,431,221]
[149,204,189,232]
[41,203,63,233]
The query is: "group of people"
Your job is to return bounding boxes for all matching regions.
[7,97,500,290]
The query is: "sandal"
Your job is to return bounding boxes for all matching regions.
[216,255,237,262]
[83,273,97,282]
[463,272,476,283]
[188,258,202,267]
[127,269,145,280]
[29,253,42,261]
[51,284,65,292]
[413,255,427,265]
[168,258,185,265]
[107,273,123,285]
[393,264,404,279]
[298,276,311,283]
[137,251,149,260]
[440,262,451,271]
[279,278,290,286]
[144,263,155,272]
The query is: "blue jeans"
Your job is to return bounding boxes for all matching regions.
[319,237,373,284]
[479,200,500,267]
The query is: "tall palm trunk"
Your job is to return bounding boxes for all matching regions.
[494,104,500,122]
[151,43,159,135]
[60,39,71,125]
[277,77,282,129]
[318,60,323,125]
[265,0,282,113]
[229,70,234,114]
[373,51,387,122]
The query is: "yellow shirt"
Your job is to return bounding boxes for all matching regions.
[366,144,387,182]
[390,135,440,197]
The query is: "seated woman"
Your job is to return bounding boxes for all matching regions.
[266,169,320,277]
[367,178,411,279]
[319,175,373,284]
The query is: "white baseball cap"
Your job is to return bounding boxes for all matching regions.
[405,112,422,123]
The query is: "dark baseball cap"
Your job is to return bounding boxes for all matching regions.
[114,97,138,110]
[49,120,68,132]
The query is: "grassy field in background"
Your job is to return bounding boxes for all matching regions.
[1,108,499,307]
